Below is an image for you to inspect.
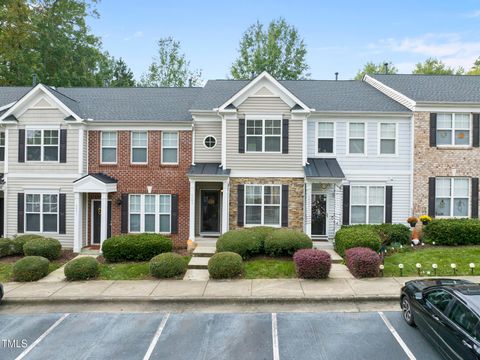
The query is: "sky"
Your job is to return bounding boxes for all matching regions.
[89,0,480,81]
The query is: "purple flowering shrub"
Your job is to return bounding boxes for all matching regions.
[293,249,331,279]
[345,247,381,278]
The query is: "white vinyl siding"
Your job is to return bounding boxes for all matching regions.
[131,131,148,164]
[161,131,178,164]
[194,118,222,163]
[101,131,117,164]
[129,194,171,233]
[436,113,471,147]
[435,177,469,217]
[245,185,281,226]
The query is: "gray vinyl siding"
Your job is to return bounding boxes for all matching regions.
[194,120,222,163]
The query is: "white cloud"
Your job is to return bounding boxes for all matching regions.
[124,31,144,41]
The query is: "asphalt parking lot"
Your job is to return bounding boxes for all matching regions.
[0,311,441,360]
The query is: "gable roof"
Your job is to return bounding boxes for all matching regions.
[370,74,480,103]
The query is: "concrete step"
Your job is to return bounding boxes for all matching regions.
[195,241,217,247]
[188,256,210,269]
[183,269,209,281]
[193,246,216,257]
[313,241,334,250]
[329,263,354,279]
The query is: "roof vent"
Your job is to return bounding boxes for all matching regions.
[384,63,389,74]
[335,72,339,81]
[32,74,37,86]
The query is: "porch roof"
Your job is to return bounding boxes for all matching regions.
[73,172,118,193]
[304,158,345,179]
[188,163,230,177]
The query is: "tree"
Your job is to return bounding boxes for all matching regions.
[140,37,202,87]
[412,58,464,75]
[231,18,310,80]
[110,58,135,86]
[467,57,480,75]
[354,61,398,80]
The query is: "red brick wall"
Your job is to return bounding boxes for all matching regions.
[88,130,191,249]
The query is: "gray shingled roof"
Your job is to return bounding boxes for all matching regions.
[74,173,118,184]
[371,74,480,103]
[304,158,345,178]
[188,163,230,177]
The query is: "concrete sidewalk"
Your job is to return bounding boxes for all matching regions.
[4,276,480,304]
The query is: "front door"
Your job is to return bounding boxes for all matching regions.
[200,190,220,233]
[311,194,327,236]
[92,200,112,244]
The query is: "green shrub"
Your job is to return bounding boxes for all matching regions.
[264,229,312,257]
[64,257,99,281]
[423,219,480,246]
[216,229,262,259]
[0,238,11,258]
[208,252,243,279]
[149,253,187,278]
[12,234,44,256]
[341,224,410,246]
[23,238,61,260]
[102,233,172,262]
[334,226,382,257]
[13,256,50,282]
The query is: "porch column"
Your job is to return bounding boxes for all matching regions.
[73,192,82,252]
[100,192,108,247]
[222,179,229,234]
[189,180,195,241]
[305,182,312,237]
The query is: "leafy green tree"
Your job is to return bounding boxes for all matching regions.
[110,58,135,86]
[467,57,480,75]
[231,18,310,80]
[354,61,398,80]
[140,37,202,87]
[412,58,464,75]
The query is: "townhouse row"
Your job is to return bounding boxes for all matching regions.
[0,72,478,250]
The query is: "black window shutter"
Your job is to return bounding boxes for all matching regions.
[237,184,244,226]
[282,119,289,154]
[281,185,289,227]
[238,118,245,153]
[17,193,24,233]
[429,113,437,147]
[121,193,129,233]
[385,186,393,224]
[18,129,25,163]
[171,194,178,234]
[60,129,67,163]
[472,178,479,218]
[473,114,479,147]
[342,185,350,225]
[428,177,436,217]
[59,193,66,234]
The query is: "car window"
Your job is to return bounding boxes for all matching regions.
[425,290,453,313]
[448,301,480,339]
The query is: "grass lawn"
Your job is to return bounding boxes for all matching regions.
[244,257,295,279]
[384,246,480,277]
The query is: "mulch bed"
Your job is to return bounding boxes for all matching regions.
[0,249,76,264]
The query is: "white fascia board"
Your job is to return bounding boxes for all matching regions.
[415,103,480,112]
[86,122,192,131]
[0,102,16,112]
[363,75,416,110]
[309,111,412,118]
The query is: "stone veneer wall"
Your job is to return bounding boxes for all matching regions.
[229,177,304,231]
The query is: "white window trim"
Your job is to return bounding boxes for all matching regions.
[350,185,385,224]
[435,177,470,218]
[378,122,398,156]
[203,135,217,150]
[245,115,283,154]
[161,131,179,165]
[128,194,172,234]
[100,131,117,164]
[346,122,367,156]
[436,113,472,148]
[130,131,148,164]
[316,121,336,156]
[25,129,60,163]
[25,191,59,234]
[244,184,282,227]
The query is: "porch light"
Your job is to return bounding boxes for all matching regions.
[147,185,153,194]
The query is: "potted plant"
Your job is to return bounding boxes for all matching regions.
[407,216,418,228]
[419,215,432,226]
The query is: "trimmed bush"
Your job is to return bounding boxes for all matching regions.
[13,256,50,282]
[150,253,187,278]
[208,252,243,279]
[264,229,312,257]
[334,226,381,257]
[64,257,99,281]
[23,238,62,260]
[0,238,10,258]
[376,224,410,245]
[345,247,381,278]
[293,249,331,279]
[11,234,44,256]
[102,233,172,262]
[423,219,480,246]
[216,229,263,259]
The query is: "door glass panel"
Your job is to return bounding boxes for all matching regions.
[425,290,453,313]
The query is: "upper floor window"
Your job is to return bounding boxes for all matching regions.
[25,193,58,232]
[162,132,178,164]
[101,131,117,164]
[131,131,148,164]
[245,184,281,226]
[26,129,59,161]
[246,119,281,152]
[379,123,396,155]
[317,122,334,154]
[435,177,469,217]
[351,185,384,224]
[436,113,470,146]
[0,132,5,161]
[348,123,365,154]
[129,194,171,233]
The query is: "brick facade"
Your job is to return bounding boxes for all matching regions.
[229,177,304,230]
[413,111,480,215]
[88,130,191,248]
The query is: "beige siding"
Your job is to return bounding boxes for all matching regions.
[195,121,222,163]
[238,97,292,118]
[83,128,88,172]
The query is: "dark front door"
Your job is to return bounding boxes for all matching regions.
[311,194,327,236]
[92,200,112,244]
[201,190,220,233]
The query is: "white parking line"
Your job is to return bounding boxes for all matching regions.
[15,313,70,360]
[272,313,280,360]
[378,312,416,360]
[143,313,170,360]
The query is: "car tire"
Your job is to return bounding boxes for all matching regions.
[401,295,415,327]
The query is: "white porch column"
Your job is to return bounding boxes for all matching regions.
[305,181,312,237]
[222,179,229,234]
[189,180,195,241]
[73,192,82,252]
[100,192,108,247]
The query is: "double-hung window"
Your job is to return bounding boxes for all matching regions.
[245,185,281,226]
[379,123,396,155]
[348,123,365,154]
[351,186,385,224]
[26,129,59,161]
[101,131,117,163]
[162,132,178,164]
[25,193,58,232]
[131,131,148,163]
[246,118,281,152]
[317,122,334,154]
[129,194,172,233]
[435,177,469,217]
[0,132,5,161]
[436,113,470,146]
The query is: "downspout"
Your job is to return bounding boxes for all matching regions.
[410,113,415,217]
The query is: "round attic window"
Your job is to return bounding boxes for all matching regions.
[204,136,217,149]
